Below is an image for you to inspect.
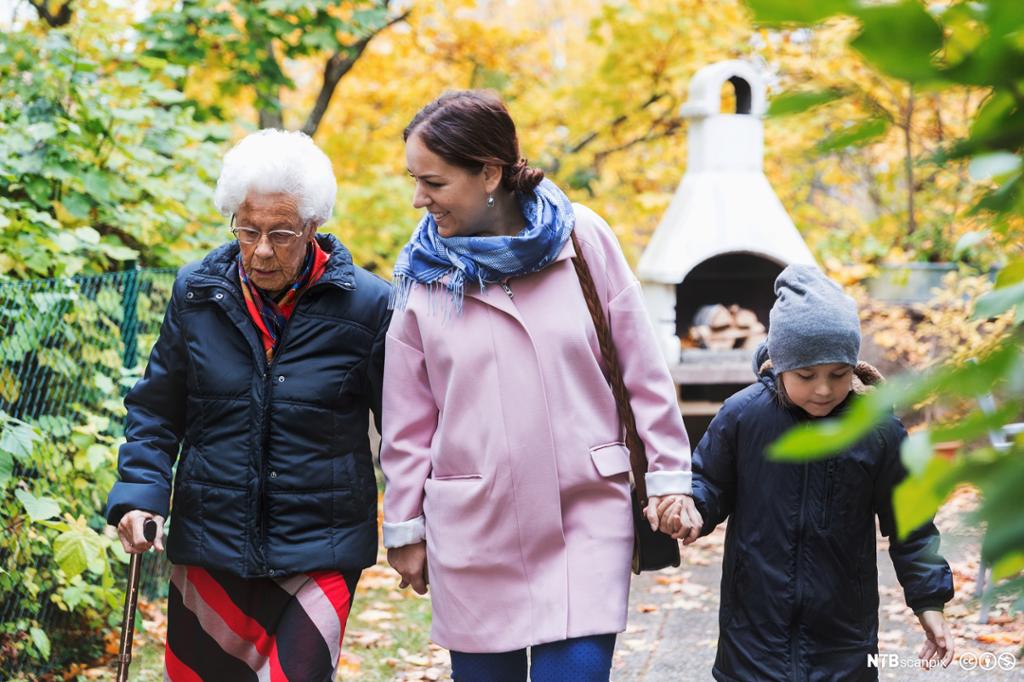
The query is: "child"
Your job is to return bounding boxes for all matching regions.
[668,265,955,680]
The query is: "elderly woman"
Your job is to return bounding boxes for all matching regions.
[381,90,702,681]
[106,129,391,680]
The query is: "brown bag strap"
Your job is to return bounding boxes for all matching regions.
[569,229,651,503]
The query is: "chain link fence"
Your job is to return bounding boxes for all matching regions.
[0,268,177,678]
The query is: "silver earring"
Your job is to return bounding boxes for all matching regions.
[486,194,495,208]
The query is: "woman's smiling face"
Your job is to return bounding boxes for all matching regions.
[405,132,494,238]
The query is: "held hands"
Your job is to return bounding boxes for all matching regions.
[388,541,429,595]
[917,610,955,668]
[116,509,165,554]
[645,494,702,545]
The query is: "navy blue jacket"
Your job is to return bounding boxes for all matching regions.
[691,347,953,681]
[106,234,391,578]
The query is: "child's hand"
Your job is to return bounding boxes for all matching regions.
[645,495,702,544]
[669,495,702,545]
[916,610,954,668]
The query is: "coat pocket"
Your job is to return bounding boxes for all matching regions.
[589,442,631,477]
[431,473,483,481]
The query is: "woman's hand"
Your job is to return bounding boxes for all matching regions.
[388,541,429,595]
[645,494,702,545]
[117,510,165,554]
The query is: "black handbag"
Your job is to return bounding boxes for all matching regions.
[569,230,682,574]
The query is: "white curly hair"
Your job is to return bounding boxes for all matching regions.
[214,129,337,226]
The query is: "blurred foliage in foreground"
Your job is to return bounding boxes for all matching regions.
[751,0,1024,608]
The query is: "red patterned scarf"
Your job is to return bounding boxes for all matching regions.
[238,239,330,362]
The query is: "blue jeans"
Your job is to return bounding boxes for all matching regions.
[450,634,616,682]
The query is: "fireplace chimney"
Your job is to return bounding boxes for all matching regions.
[638,60,817,365]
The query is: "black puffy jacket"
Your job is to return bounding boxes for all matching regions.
[691,347,954,682]
[106,234,391,578]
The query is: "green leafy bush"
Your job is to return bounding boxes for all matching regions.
[747,0,1024,602]
[0,30,227,278]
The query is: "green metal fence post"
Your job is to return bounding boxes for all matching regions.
[121,264,140,371]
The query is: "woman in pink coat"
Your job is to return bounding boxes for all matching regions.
[381,90,701,681]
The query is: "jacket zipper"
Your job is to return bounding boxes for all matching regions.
[500,279,514,299]
[255,285,340,574]
[257,363,272,571]
[821,459,836,529]
[791,462,809,681]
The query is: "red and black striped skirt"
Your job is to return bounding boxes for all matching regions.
[165,564,360,681]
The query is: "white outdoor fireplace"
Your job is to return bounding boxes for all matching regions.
[637,60,817,423]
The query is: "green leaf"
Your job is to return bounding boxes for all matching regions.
[992,551,1024,582]
[0,418,40,460]
[969,152,1021,182]
[94,372,115,394]
[74,226,101,245]
[996,258,1024,288]
[974,281,1024,319]
[767,89,846,117]
[61,581,91,610]
[745,0,853,26]
[0,450,12,485]
[850,2,945,83]
[941,3,988,66]
[83,171,113,202]
[931,402,1023,443]
[15,489,61,522]
[900,431,933,477]
[100,243,140,261]
[53,527,104,579]
[55,231,80,253]
[979,456,1024,566]
[816,117,890,153]
[768,385,896,461]
[29,627,50,661]
[969,92,1020,146]
[27,122,57,142]
[136,55,168,71]
[151,87,187,105]
[893,456,959,541]
[86,444,110,472]
[971,172,1024,215]
[25,177,51,207]
[952,230,988,259]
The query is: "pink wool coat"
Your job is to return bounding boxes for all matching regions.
[380,204,692,653]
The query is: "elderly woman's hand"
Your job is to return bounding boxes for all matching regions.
[117,509,165,554]
[388,541,429,595]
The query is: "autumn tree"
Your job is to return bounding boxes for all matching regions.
[139,0,410,134]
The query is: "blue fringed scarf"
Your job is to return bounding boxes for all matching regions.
[390,178,575,315]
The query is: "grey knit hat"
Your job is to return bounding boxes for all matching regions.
[767,265,861,374]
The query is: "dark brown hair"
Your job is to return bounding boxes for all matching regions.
[775,376,793,408]
[404,90,544,193]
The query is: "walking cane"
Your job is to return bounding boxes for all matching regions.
[116,518,157,682]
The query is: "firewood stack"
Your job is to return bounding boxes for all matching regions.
[684,304,767,350]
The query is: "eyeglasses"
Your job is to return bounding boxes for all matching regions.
[230,226,305,247]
